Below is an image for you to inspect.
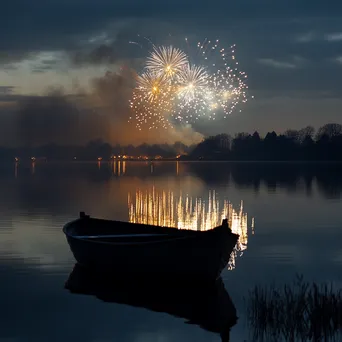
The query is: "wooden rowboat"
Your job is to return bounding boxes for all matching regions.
[63,212,239,280]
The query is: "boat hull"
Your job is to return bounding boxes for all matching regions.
[64,216,239,280]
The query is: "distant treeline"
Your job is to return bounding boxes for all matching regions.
[189,123,342,161]
[1,123,342,161]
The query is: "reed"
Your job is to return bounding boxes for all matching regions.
[246,275,342,341]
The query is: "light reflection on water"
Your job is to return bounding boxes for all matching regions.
[113,160,127,176]
[0,214,74,269]
[1,161,342,341]
[128,187,254,270]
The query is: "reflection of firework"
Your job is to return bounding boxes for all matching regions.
[129,37,251,129]
[127,188,254,270]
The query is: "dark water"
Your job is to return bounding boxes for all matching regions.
[1,161,342,341]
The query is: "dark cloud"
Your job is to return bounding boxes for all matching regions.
[1,1,342,62]
[72,45,117,65]
[70,39,144,67]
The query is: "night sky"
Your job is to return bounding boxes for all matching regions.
[1,0,342,145]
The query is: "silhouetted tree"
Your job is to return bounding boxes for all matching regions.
[284,129,300,143]
[299,126,315,142]
[316,123,342,140]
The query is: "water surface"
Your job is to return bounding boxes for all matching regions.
[1,161,342,341]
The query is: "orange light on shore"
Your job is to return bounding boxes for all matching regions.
[14,157,19,162]
[97,157,103,161]
[31,157,36,162]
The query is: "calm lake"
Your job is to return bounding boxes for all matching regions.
[1,161,342,341]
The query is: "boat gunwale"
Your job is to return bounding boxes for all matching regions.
[62,216,239,247]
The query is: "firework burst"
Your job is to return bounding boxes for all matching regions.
[136,70,168,102]
[129,37,251,129]
[176,64,209,102]
[146,45,188,80]
[129,70,173,130]
[172,40,249,122]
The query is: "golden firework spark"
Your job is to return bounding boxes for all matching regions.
[146,45,188,79]
[136,71,168,102]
